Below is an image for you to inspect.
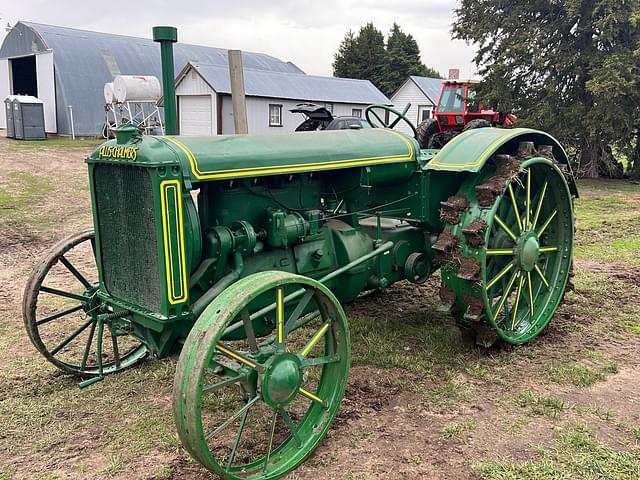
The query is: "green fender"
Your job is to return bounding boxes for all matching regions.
[425,127,578,197]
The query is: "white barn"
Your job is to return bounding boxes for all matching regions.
[175,62,389,135]
[390,76,443,135]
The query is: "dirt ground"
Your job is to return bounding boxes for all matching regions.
[1,136,639,480]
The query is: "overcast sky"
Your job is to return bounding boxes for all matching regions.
[0,0,478,79]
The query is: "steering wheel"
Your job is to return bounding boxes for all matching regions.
[364,103,418,138]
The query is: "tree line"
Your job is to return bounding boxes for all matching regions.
[333,23,442,97]
[453,0,640,178]
[334,4,640,179]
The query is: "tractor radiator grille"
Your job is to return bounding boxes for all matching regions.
[93,164,162,311]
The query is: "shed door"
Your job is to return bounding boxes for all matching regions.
[179,95,212,136]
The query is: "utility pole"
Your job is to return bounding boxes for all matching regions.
[228,50,248,134]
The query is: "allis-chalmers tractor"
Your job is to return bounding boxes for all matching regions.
[23,27,577,479]
[417,80,518,149]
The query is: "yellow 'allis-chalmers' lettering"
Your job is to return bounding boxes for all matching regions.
[98,145,138,161]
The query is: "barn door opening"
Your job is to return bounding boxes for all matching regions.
[11,55,38,97]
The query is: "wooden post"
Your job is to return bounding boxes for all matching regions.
[228,50,248,134]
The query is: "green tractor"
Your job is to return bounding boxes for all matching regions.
[23,27,577,480]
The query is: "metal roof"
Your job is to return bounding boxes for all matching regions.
[409,76,444,104]
[0,21,305,135]
[181,62,390,104]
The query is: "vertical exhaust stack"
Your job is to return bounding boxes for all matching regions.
[153,26,178,135]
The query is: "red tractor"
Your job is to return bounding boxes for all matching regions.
[417,80,517,149]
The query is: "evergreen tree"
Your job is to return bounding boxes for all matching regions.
[353,23,388,90]
[333,23,442,97]
[383,23,442,96]
[332,30,359,79]
[453,0,640,178]
[333,24,386,87]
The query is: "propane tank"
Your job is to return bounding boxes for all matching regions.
[103,82,115,104]
[113,75,161,103]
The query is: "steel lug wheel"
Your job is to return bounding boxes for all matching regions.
[437,153,574,345]
[173,271,350,479]
[23,230,147,376]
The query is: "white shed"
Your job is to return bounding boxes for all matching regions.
[390,76,443,135]
[0,21,307,136]
[175,62,390,136]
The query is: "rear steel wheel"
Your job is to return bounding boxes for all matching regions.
[23,230,147,376]
[436,147,574,345]
[174,271,350,479]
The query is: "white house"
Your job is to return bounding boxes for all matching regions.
[390,76,443,135]
[175,62,390,135]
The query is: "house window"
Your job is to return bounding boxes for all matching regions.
[269,104,283,127]
[417,105,432,123]
[325,103,334,113]
[352,108,362,118]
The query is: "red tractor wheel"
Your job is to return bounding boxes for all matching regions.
[463,119,491,131]
[416,119,440,149]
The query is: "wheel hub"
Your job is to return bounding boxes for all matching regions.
[261,353,302,407]
[518,233,540,272]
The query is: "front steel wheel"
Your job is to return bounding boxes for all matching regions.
[23,230,147,376]
[173,271,350,479]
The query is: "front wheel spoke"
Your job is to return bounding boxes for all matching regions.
[301,354,340,368]
[80,320,97,369]
[241,308,259,354]
[203,372,248,393]
[111,332,121,368]
[532,181,548,229]
[508,184,523,232]
[276,287,285,348]
[284,288,315,336]
[534,264,550,288]
[205,395,260,441]
[40,286,90,303]
[537,209,557,236]
[300,321,331,357]
[226,406,250,471]
[50,316,95,356]
[287,311,322,335]
[298,387,325,407]
[279,408,302,447]
[494,215,517,241]
[511,275,525,330]
[492,271,519,322]
[263,410,278,471]
[539,246,558,253]
[59,256,93,289]
[36,304,84,326]
[90,237,97,257]
[216,342,261,371]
